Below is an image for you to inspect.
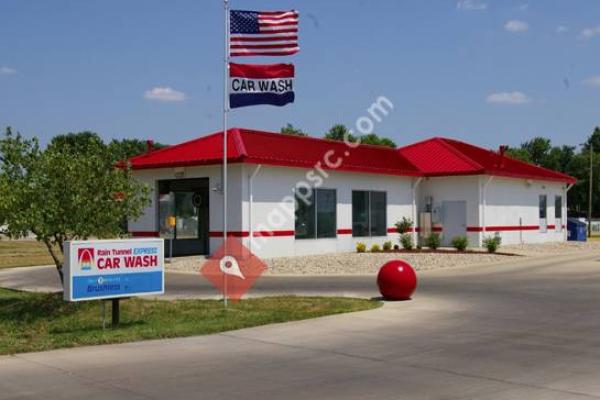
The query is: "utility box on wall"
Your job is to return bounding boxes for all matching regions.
[419,212,432,241]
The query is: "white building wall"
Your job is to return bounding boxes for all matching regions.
[418,176,481,246]
[240,164,416,258]
[484,177,567,245]
[129,165,568,257]
[417,175,568,247]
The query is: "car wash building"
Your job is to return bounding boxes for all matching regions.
[127,128,576,258]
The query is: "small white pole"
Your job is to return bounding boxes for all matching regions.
[248,164,262,254]
[222,0,230,307]
[519,217,523,245]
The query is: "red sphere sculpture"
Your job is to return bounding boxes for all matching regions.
[377,260,417,300]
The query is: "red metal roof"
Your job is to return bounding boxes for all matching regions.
[398,137,576,184]
[128,130,575,184]
[128,128,422,177]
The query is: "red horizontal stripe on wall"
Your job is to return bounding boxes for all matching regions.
[209,230,295,238]
[547,225,556,229]
[467,225,540,232]
[387,227,432,233]
[130,231,159,237]
[209,231,249,238]
[337,229,353,235]
[253,230,295,237]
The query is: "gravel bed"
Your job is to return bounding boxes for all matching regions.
[166,241,600,276]
[502,241,600,257]
[264,252,509,275]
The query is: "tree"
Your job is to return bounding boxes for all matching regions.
[359,133,397,148]
[108,138,168,163]
[583,127,600,152]
[544,145,576,172]
[521,137,552,166]
[324,124,356,143]
[51,132,167,163]
[505,147,532,163]
[280,123,307,137]
[323,125,396,147]
[0,128,150,284]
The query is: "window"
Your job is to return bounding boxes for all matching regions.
[555,195,562,232]
[370,192,387,236]
[295,188,336,239]
[539,195,547,219]
[352,191,369,236]
[352,190,387,237]
[555,196,562,219]
[539,194,547,232]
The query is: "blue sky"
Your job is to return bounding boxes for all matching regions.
[1,0,599,148]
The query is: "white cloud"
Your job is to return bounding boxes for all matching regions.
[456,0,487,11]
[582,76,600,87]
[486,91,531,105]
[0,66,16,75]
[556,25,569,33]
[144,87,187,102]
[504,20,529,33]
[580,26,600,40]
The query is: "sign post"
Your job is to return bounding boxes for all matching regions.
[64,239,165,319]
[112,298,120,326]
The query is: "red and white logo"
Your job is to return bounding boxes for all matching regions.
[77,248,94,271]
[200,238,267,302]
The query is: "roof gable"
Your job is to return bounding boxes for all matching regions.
[399,137,576,184]
[398,138,483,175]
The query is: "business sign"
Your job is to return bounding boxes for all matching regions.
[64,239,164,302]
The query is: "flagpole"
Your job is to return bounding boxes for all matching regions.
[222,0,230,307]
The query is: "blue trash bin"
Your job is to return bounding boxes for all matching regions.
[567,218,587,241]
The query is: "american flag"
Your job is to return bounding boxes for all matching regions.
[230,10,299,57]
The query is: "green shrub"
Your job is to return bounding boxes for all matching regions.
[393,244,400,250]
[382,241,392,251]
[483,235,502,253]
[370,244,381,253]
[425,233,441,250]
[395,217,413,234]
[451,236,468,251]
[356,242,366,253]
[400,234,413,250]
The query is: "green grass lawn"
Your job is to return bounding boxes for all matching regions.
[0,288,381,355]
[0,240,60,269]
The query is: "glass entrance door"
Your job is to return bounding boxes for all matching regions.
[158,178,209,256]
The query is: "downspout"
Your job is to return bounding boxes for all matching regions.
[564,183,574,241]
[480,176,494,246]
[412,177,423,246]
[248,164,262,253]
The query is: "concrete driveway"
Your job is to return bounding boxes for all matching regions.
[4,253,600,399]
